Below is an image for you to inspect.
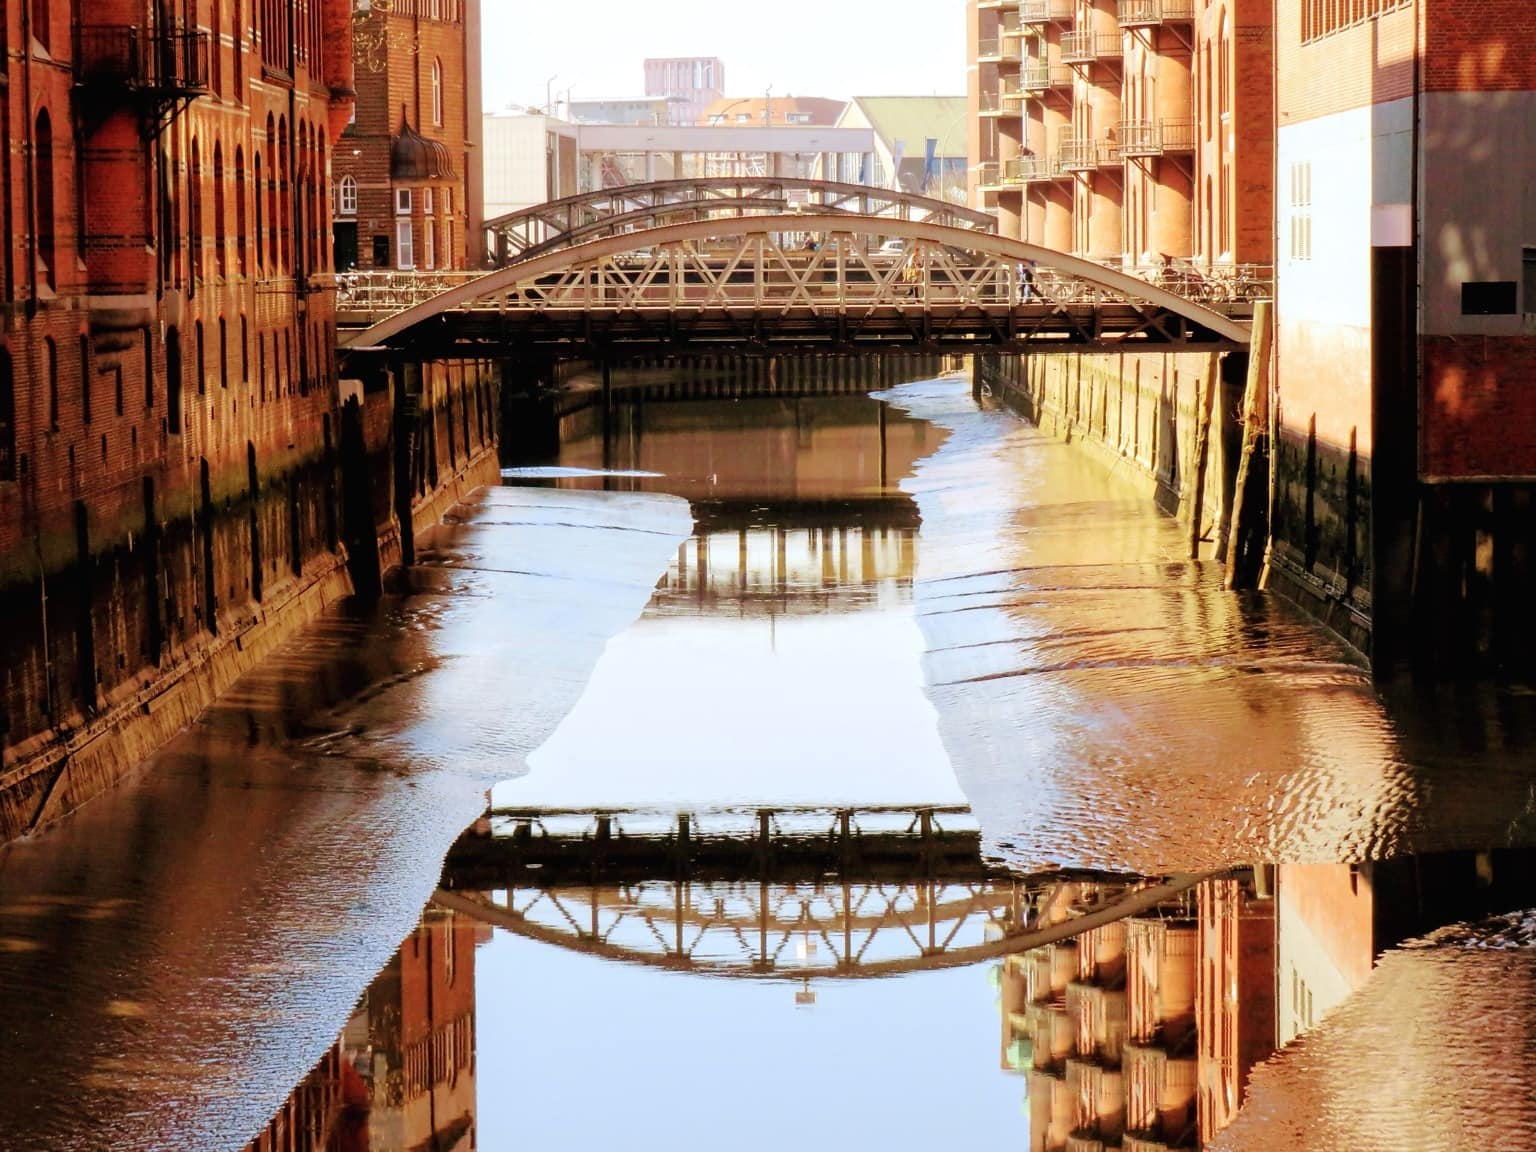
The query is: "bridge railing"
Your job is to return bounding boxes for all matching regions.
[335,249,1271,329]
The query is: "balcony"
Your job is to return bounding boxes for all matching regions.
[977,162,1004,188]
[1021,63,1073,93]
[977,37,1003,61]
[1058,135,1112,171]
[75,25,211,96]
[1117,0,1195,25]
[1061,30,1124,64]
[978,0,1019,8]
[1019,0,1074,22]
[1115,119,1195,157]
[1006,154,1059,183]
[997,78,1028,114]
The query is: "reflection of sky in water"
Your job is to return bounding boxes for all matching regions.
[494,604,968,812]
[475,932,1023,1150]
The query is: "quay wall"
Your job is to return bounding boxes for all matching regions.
[0,358,501,845]
[976,349,1246,559]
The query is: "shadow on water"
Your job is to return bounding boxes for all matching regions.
[3,362,1536,1151]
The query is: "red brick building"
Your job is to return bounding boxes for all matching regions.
[331,0,483,272]
[0,0,359,836]
[1271,0,1536,670]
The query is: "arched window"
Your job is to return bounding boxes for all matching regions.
[0,349,14,481]
[278,116,290,272]
[235,147,248,275]
[254,151,265,273]
[265,115,278,271]
[34,108,55,290]
[80,335,91,425]
[45,337,58,429]
[29,0,49,52]
[165,327,182,434]
[338,174,357,217]
[213,142,226,278]
[432,59,444,127]
[195,320,205,395]
[189,138,204,283]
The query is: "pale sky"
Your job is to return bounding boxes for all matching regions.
[479,0,970,112]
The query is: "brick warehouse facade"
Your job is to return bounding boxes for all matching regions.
[1272,0,1536,671]
[0,0,502,841]
[331,0,483,273]
[967,0,1275,584]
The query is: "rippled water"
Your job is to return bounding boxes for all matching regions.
[2,366,1534,1151]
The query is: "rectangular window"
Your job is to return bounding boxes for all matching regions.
[396,188,412,215]
[1289,161,1313,262]
[396,221,414,269]
[424,188,434,216]
[424,218,435,270]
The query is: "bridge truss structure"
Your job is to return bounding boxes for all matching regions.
[483,177,997,266]
[436,804,1223,980]
[338,215,1259,360]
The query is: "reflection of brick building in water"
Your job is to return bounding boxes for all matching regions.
[1001,877,1275,1151]
[345,906,489,1151]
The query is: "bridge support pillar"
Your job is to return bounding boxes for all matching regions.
[500,358,561,463]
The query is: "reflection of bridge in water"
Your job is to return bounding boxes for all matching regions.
[438,805,1220,979]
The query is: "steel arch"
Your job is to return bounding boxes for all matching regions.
[484,177,997,264]
[342,213,1253,351]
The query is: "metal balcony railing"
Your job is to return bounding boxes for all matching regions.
[76,24,211,95]
[978,38,1004,61]
[998,32,1027,61]
[1019,0,1074,22]
[1057,136,1109,171]
[1117,0,1195,25]
[1115,119,1195,156]
[1061,30,1124,64]
[1006,155,1058,183]
[1021,63,1073,92]
[977,161,1003,187]
[999,77,1029,106]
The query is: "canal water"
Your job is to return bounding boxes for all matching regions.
[1,362,1535,1150]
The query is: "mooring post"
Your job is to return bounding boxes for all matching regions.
[1225,300,1274,590]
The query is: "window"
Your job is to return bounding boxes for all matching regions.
[1289,161,1312,261]
[424,188,434,216]
[338,174,358,216]
[235,148,249,275]
[0,350,13,482]
[143,328,154,410]
[396,220,414,269]
[190,139,204,283]
[34,108,55,290]
[1523,247,1536,315]
[443,187,453,216]
[45,338,58,430]
[424,216,435,269]
[432,59,444,127]
[166,327,182,434]
[80,336,91,425]
[214,143,227,278]
[396,187,412,214]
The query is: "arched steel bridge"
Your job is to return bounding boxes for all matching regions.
[435,803,1224,979]
[483,177,997,265]
[337,214,1257,360]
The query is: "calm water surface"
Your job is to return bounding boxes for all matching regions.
[2,366,1534,1151]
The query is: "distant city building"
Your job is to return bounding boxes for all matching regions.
[562,97,674,126]
[831,96,968,199]
[482,112,581,221]
[699,96,845,128]
[644,57,726,126]
[333,0,484,271]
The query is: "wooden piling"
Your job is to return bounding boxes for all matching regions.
[1189,352,1222,560]
[1225,300,1273,591]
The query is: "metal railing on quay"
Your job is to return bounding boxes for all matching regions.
[1120,261,1274,304]
[336,270,486,318]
